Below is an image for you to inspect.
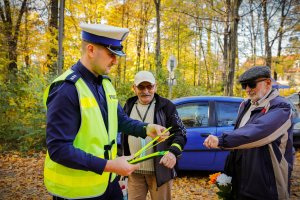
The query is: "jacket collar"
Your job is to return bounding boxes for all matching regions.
[242,89,279,111]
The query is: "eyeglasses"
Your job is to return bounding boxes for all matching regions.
[241,79,268,90]
[136,84,155,90]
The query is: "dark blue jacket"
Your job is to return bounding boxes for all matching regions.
[219,89,293,200]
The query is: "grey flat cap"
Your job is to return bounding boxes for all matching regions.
[239,66,271,83]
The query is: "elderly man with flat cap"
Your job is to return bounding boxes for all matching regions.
[204,66,293,200]
[43,24,168,200]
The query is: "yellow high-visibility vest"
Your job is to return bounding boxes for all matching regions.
[43,69,118,199]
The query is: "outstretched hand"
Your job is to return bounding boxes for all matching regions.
[203,135,220,149]
[146,124,170,142]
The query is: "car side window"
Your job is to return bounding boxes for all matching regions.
[216,102,240,127]
[176,102,209,128]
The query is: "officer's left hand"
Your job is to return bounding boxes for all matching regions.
[146,124,169,141]
[104,156,139,176]
[159,152,176,169]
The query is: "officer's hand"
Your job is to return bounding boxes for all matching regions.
[104,156,139,176]
[146,124,169,142]
[159,152,176,169]
[203,135,219,149]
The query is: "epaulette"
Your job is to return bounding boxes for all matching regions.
[65,72,81,84]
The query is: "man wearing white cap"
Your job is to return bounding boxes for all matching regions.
[121,71,187,200]
[43,24,168,200]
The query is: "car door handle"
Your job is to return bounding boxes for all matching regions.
[200,133,211,137]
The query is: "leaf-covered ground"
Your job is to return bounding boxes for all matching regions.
[0,150,299,200]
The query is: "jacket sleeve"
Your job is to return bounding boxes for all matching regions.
[164,100,187,157]
[218,101,292,149]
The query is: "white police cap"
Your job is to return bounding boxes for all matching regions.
[80,23,129,57]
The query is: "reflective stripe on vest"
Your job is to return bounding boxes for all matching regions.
[43,69,118,199]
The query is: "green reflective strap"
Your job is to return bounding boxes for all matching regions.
[171,143,182,151]
[129,151,168,164]
[142,133,174,154]
[134,127,172,158]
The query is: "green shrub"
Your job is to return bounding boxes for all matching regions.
[0,66,50,152]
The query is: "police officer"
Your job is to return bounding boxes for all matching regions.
[44,23,168,200]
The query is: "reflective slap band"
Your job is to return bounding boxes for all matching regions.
[134,127,172,159]
[171,143,182,151]
[128,151,168,164]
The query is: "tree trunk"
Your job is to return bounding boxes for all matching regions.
[226,0,242,96]
[57,0,65,75]
[262,0,272,67]
[154,0,162,76]
[223,0,230,95]
[200,38,210,90]
[194,0,202,86]
[136,7,143,72]
[24,5,29,68]
[197,26,202,86]
[47,0,59,75]
[0,0,28,77]
[276,0,291,80]
[176,2,180,74]
[249,0,257,65]
[206,18,212,90]
[193,39,197,86]
[123,1,129,83]
[115,0,127,87]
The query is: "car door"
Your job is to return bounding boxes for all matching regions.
[175,100,217,170]
[214,101,242,170]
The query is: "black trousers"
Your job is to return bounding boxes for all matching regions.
[53,177,123,200]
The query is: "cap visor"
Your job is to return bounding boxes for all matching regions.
[107,48,126,57]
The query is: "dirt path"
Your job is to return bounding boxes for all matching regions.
[0,150,299,199]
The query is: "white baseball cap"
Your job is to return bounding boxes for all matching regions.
[134,71,156,86]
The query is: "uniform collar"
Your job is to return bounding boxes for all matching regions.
[72,60,103,85]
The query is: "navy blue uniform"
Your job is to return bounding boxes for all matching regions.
[46,60,147,175]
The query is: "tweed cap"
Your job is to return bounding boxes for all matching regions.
[238,66,271,83]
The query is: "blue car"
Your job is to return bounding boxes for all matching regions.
[286,98,300,147]
[173,96,243,171]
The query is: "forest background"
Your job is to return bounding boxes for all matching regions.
[0,0,299,153]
